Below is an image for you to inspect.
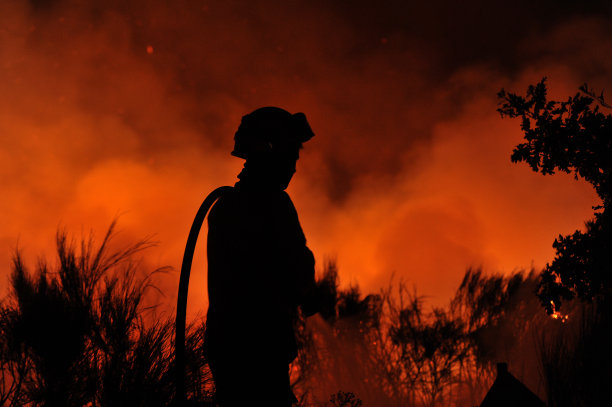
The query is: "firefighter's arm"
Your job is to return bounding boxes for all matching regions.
[295,246,318,317]
[277,192,319,316]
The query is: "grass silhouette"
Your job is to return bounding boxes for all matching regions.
[1,223,610,406]
[0,222,213,406]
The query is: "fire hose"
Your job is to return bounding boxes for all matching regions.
[175,186,233,405]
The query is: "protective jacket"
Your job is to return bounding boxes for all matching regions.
[203,178,316,364]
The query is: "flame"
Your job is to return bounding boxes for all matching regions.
[550,301,569,323]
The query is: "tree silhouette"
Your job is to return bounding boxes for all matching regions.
[384,284,469,407]
[498,79,612,312]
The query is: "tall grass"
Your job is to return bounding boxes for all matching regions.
[0,222,213,406]
[4,223,603,407]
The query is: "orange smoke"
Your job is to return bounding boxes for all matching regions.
[0,1,608,317]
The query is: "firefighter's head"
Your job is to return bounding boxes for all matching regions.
[232,107,314,189]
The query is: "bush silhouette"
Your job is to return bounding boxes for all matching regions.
[0,222,213,406]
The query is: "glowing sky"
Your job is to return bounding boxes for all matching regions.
[1,0,608,317]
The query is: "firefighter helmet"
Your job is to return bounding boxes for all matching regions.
[231,107,314,159]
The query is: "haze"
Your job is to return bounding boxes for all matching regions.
[1,0,608,317]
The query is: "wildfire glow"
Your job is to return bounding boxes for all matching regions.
[0,1,607,318]
[550,301,569,323]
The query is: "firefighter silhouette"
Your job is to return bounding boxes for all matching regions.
[203,107,318,406]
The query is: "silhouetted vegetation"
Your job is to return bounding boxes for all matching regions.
[290,264,546,407]
[329,391,363,407]
[381,269,546,407]
[0,222,213,406]
[499,79,612,406]
[498,79,612,312]
[1,221,606,406]
[0,226,557,407]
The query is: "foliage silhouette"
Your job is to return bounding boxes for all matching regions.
[0,226,566,406]
[451,268,539,365]
[498,79,612,406]
[382,269,547,407]
[0,222,213,406]
[498,78,612,312]
[290,262,544,407]
[384,283,469,406]
[315,260,341,322]
[328,390,363,407]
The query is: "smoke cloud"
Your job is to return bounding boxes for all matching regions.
[0,0,609,315]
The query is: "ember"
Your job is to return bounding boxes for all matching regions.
[550,301,569,323]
